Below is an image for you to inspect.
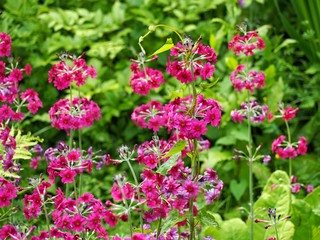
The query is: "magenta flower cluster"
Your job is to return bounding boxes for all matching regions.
[129,62,165,95]
[228,30,266,56]
[0,32,11,57]
[131,94,222,139]
[166,41,217,83]
[48,53,101,131]
[49,97,101,131]
[44,141,108,183]
[48,54,97,90]
[0,177,17,208]
[230,64,265,92]
[271,135,307,159]
[231,100,268,124]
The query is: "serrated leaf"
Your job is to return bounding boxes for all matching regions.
[163,140,186,158]
[160,209,189,234]
[157,152,181,175]
[0,164,19,178]
[197,210,218,227]
[150,38,174,56]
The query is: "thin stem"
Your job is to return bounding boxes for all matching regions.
[274,222,280,240]
[156,217,162,240]
[119,186,133,239]
[247,91,254,240]
[285,120,292,177]
[126,159,144,233]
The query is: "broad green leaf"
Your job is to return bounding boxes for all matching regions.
[220,218,249,240]
[163,140,186,158]
[253,170,291,239]
[150,38,174,56]
[304,186,320,216]
[203,147,233,169]
[291,199,320,240]
[157,152,180,175]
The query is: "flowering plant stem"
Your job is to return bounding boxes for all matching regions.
[247,91,254,240]
[125,157,144,233]
[284,120,292,177]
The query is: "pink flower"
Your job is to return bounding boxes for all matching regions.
[271,135,286,152]
[282,106,299,121]
[297,137,308,155]
[0,32,12,57]
[71,214,86,232]
[24,63,32,75]
[292,183,301,193]
[104,211,118,227]
[59,168,77,183]
[30,156,41,169]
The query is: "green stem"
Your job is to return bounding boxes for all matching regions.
[274,220,280,240]
[285,120,292,177]
[126,159,144,233]
[78,129,83,196]
[247,91,254,240]
[119,186,133,239]
[156,217,162,240]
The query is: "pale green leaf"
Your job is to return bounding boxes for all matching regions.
[150,38,174,56]
[163,140,186,158]
[157,152,181,175]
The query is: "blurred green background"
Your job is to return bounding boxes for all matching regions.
[1,0,319,223]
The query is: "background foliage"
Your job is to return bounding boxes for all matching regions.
[0,0,319,238]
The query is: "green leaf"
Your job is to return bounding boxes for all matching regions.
[215,135,236,145]
[202,147,233,169]
[225,56,238,70]
[304,186,320,216]
[160,209,189,234]
[267,77,284,112]
[291,199,320,240]
[0,164,19,178]
[150,38,174,56]
[197,209,218,227]
[157,152,181,175]
[220,218,249,240]
[163,140,186,158]
[253,170,291,239]
[230,179,247,201]
[274,39,297,53]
